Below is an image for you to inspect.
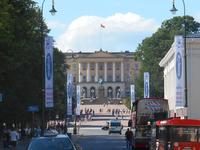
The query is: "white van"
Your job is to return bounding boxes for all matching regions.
[108,119,123,134]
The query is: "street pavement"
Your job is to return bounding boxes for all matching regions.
[71,128,128,150]
[0,104,130,150]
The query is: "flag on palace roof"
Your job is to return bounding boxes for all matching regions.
[100,24,105,28]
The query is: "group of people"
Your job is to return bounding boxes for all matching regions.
[1,126,20,149]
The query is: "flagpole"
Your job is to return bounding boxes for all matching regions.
[100,24,102,50]
[100,24,105,50]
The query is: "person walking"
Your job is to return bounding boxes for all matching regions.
[2,127,10,149]
[9,127,19,150]
[125,128,134,150]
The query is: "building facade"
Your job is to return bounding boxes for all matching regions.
[159,35,200,119]
[65,50,140,101]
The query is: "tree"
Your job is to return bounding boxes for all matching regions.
[0,0,66,126]
[135,16,200,99]
[52,48,66,120]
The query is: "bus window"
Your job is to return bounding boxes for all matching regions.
[198,128,200,142]
[158,127,168,141]
[172,127,198,142]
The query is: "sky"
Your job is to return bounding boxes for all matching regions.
[35,0,200,53]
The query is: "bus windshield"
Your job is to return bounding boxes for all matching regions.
[136,98,169,125]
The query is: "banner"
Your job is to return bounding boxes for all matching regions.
[76,85,81,115]
[130,84,135,109]
[45,36,54,108]
[0,93,2,102]
[144,72,150,98]
[175,35,185,107]
[67,74,73,116]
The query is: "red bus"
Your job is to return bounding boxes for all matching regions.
[156,117,200,150]
[132,98,169,150]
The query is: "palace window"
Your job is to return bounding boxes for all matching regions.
[99,63,104,70]
[108,75,112,82]
[82,63,87,70]
[91,76,95,82]
[90,63,95,70]
[116,62,120,70]
[82,76,86,82]
[107,63,112,70]
[116,75,120,82]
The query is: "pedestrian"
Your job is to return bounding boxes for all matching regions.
[125,128,134,150]
[2,126,10,149]
[9,127,19,150]
[128,119,132,128]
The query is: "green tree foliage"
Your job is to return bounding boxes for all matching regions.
[53,48,66,120]
[135,16,200,99]
[0,0,65,125]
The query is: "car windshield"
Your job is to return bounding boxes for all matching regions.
[28,137,74,150]
[111,122,121,126]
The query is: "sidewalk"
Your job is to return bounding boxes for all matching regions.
[0,137,30,150]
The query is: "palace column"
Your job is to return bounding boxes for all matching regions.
[87,62,90,82]
[78,63,82,82]
[121,61,124,82]
[95,62,98,82]
[104,62,107,82]
[113,62,116,82]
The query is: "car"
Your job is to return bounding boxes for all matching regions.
[27,133,77,150]
[108,119,123,134]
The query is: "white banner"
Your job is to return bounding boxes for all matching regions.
[45,36,54,108]
[76,85,81,115]
[130,84,135,109]
[175,35,185,107]
[67,74,73,115]
[144,72,150,98]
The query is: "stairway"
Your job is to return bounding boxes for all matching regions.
[81,97,123,105]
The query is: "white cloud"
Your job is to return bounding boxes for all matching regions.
[47,20,66,30]
[194,12,200,22]
[55,12,159,52]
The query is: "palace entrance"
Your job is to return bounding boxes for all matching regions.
[98,86,104,98]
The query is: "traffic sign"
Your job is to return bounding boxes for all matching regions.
[28,105,39,112]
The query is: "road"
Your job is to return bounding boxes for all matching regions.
[71,127,128,150]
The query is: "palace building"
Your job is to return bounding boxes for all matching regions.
[65,50,140,102]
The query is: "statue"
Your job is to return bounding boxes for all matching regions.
[98,78,103,86]
[108,88,112,98]
[91,89,95,99]
[116,89,121,98]
[82,88,86,98]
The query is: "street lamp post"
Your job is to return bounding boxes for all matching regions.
[65,50,77,134]
[170,0,188,110]
[41,0,57,136]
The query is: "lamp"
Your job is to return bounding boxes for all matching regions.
[170,0,188,110]
[49,0,57,16]
[41,0,57,136]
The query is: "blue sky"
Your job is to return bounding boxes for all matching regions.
[35,0,200,52]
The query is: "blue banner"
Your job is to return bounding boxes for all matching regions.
[45,36,54,108]
[130,84,135,109]
[144,72,150,98]
[175,36,185,107]
[76,85,81,115]
[67,74,73,116]
[0,93,3,102]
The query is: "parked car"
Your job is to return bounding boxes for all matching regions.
[27,133,77,150]
[108,119,123,134]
